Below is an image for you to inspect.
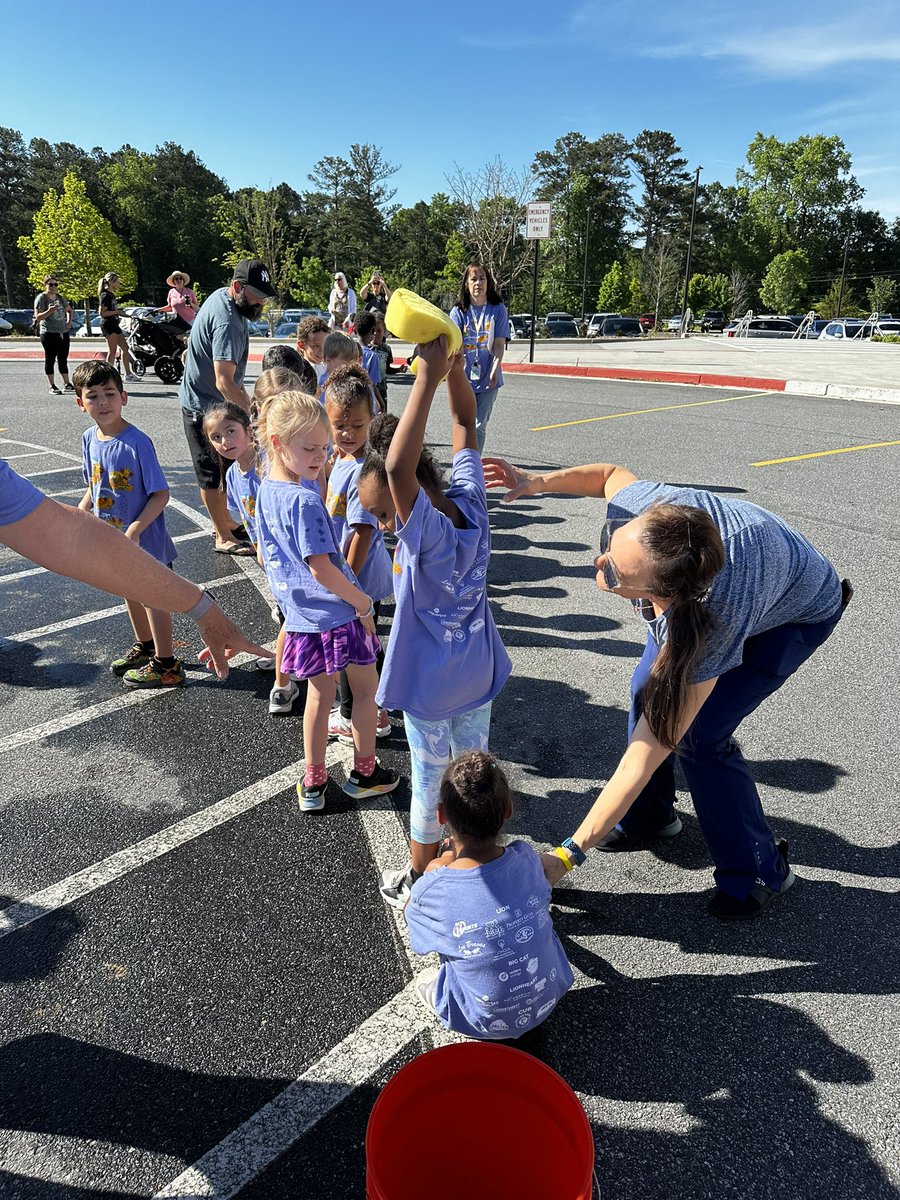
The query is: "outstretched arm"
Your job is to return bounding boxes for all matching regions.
[445,351,478,454]
[481,458,638,502]
[384,335,445,524]
[2,497,270,677]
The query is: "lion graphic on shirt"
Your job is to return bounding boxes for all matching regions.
[109,468,134,492]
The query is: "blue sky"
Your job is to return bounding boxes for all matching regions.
[3,0,899,221]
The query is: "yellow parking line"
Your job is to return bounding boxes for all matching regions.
[752,439,900,466]
[530,391,774,431]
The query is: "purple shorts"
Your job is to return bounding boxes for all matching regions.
[281,618,380,680]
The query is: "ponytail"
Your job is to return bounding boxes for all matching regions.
[637,504,725,751]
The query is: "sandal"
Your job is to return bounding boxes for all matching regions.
[214,539,255,556]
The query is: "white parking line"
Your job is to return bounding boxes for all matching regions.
[153,985,434,1199]
[1,451,49,460]
[20,465,81,478]
[0,437,81,461]
[0,760,300,938]
[0,646,272,756]
[5,572,245,641]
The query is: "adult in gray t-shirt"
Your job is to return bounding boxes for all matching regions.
[482,456,850,920]
[178,259,274,552]
[33,275,74,393]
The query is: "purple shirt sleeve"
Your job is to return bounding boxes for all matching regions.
[0,460,46,526]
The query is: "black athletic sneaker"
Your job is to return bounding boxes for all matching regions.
[707,840,796,920]
[110,642,153,676]
[343,761,400,799]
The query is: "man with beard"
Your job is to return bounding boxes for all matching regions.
[179,259,275,553]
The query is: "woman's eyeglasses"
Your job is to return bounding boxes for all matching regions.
[596,518,630,590]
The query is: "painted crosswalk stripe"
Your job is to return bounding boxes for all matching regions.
[0,529,210,584]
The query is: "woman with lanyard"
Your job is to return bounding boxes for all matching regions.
[482,454,853,920]
[328,271,356,330]
[98,272,138,381]
[450,262,509,452]
[156,270,198,335]
[33,274,74,393]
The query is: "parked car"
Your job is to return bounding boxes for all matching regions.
[639,312,656,331]
[598,317,644,337]
[543,319,580,338]
[508,314,532,339]
[795,319,831,339]
[724,317,799,339]
[281,308,328,323]
[586,311,622,336]
[247,320,270,337]
[274,321,299,339]
[700,310,727,333]
[544,311,578,324]
[817,320,867,341]
[75,317,108,338]
[0,308,38,331]
[873,319,900,336]
[0,313,12,332]
[666,314,686,332]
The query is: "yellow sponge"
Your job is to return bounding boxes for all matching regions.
[385,288,462,354]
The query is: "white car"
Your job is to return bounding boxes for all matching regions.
[586,312,622,336]
[818,321,867,341]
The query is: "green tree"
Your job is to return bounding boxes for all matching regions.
[18,170,135,324]
[435,231,469,308]
[738,134,863,273]
[309,145,399,280]
[212,186,299,323]
[866,276,898,314]
[815,278,865,319]
[0,127,30,304]
[629,130,691,263]
[101,143,228,298]
[389,193,464,297]
[625,274,644,316]
[290,255,331,309]
[596,260,630,312]
[759,249,809,312]
[532,131,633,314]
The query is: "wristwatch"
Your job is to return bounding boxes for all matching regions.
[184,588,216,623]
[561,837,587,867]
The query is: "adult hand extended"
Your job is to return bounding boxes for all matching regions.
[196,604,273,680]
[482,456,543,502]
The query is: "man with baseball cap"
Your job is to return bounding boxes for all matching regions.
[179,259,275,554]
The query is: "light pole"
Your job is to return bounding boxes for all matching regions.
[680,166,702,335]
[836,217,854,318]
[581,207,592,322]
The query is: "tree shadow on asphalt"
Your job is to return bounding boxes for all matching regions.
[515,915,900,1200]
[0,901,80,985]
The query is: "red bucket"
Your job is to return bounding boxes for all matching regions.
[366,1042,594,1199]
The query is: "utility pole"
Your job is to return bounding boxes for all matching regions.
[680,166,702,336]
[581,208,592,322]
[836,221,854,318]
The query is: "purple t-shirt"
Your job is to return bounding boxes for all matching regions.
[361,344,382,386]
[326,454,393,602]
[256,477,359,633]
[450,303,509,393]
[81,425,176,565]
[376,449,511,720]
[406,841,574,1040]
[1,459,45,525]
[225,459,262,546]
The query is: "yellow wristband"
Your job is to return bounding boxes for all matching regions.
[553,846,574,872]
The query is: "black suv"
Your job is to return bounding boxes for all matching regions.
[700,310,726,333]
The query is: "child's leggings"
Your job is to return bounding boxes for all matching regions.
[403,701,492,844]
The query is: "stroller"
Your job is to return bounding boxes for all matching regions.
[126,314,187,383]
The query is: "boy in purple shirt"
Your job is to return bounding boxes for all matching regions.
[74,361,183,688]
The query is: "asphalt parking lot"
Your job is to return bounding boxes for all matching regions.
[1,361,898,1199]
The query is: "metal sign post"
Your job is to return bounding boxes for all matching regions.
[525,201,552,364]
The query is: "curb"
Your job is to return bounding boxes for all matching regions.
[2,346,899,405]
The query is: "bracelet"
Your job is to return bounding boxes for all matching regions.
[183,588,216,623]
[357,603,375,619]
[552,847,575,873]
[561,836,587,867]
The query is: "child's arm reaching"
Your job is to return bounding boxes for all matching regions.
[306,554,375,634]
[384,335,446,524]
[345,525,375,579]
[445,351,478,455]
[125,488,169,543]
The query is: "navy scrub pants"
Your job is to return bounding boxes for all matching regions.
[620,582,851,899]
